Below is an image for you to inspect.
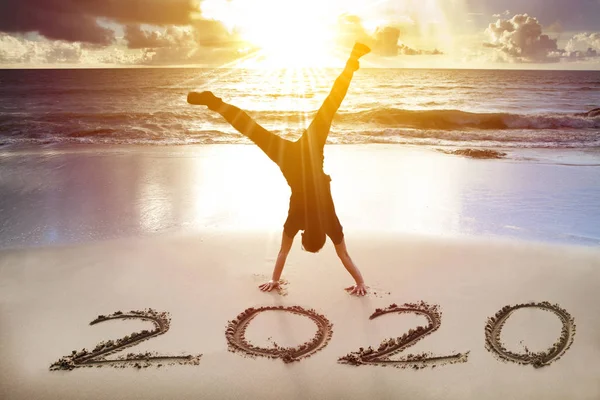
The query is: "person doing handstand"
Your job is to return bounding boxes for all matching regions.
[187,43,370,296]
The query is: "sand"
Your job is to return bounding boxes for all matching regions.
[1,232,600,400]
[1,144,599,399]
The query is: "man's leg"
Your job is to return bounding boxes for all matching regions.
[303,43,370,149]
[188,91,287,166]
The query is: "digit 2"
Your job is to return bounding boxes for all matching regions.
[50,309,201,370]
[338,302,469,369]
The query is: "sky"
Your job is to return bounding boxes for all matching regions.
[0,0,599,69]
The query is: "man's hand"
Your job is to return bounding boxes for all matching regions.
[259,280,280,292]
[345,283,367,296]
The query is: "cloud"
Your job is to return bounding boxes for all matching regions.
[374,26,402,57]
[125,25,195,49]
[137,46,242,66]
[563,32,600,60]
[336,15,442,57]
[45,43,84,64]
[0,30,230,67]
[336,15,373,48]
[566,32,600,52]
[484,14,600,63]
[0,0,247,66]
[0,33,84,64]
[492,10,511,19]
[545,21,564,34]
[485,14,560,62]
[398,44,443,56]
[121,20,246,65]
[0,0,199,45]
[97,48,144,65]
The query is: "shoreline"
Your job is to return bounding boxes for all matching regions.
[2,142,600,163]
[1,143,598,250]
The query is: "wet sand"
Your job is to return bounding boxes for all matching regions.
[1,144,599,249]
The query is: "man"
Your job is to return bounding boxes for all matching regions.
[187,43,370,296]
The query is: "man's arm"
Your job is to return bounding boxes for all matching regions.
[334,238,367,296]
[259,231,295,292]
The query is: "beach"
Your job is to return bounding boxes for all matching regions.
[2,1,600,397]
[1,144,599,249]
[1,144,600,399]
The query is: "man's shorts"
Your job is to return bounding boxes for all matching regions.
[283,177,344,245]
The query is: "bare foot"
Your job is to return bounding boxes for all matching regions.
[187,91,217,106]
[259,280,280,292]
[351,42,371,59]
[345,284,367,296]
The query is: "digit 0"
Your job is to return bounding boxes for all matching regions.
[226,305,333,363]
[485,301,576,368]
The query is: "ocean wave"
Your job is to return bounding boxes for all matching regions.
[3,103,599,132]
[0,86,191,96]
[266,93,315,98]
[334,108,600,130]
[1,107,599,148]
[0,110,218,125]
[204,108,600,130]
[1,126,599,149]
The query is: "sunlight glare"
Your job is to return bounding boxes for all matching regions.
[199,0,458,67]
[202,0,349,67]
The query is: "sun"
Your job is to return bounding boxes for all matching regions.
[201,0,344,67]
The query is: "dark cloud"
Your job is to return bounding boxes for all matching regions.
[125,19,242,50]
[0,0,199,45]
[485,14,560,62]
[336,15,442,57]
[122,19,245,65]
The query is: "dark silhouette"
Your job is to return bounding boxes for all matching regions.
[188,43,370,296]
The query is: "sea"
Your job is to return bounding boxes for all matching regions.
[1,68,599,149]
